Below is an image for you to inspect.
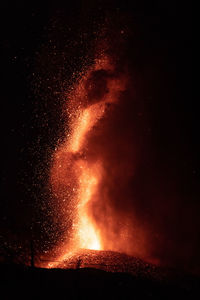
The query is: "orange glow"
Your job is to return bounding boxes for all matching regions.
[47,54,129,268]
[76,161,101,250]
[67,102,107,251]
[68,103,106,153]
[69,109,90,153]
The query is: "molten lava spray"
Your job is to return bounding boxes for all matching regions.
[42,16,200,273]
[49,53,129,265]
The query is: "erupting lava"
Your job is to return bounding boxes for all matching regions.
[48,55,127,266]
[75,159,102,250]
[66,101,107,251]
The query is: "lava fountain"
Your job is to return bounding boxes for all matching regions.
[48,55,127,266]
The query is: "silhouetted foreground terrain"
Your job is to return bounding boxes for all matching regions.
[1,251,199,298]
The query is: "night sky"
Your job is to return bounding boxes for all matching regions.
[0,1,198,273]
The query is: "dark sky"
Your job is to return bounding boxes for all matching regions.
[0,1,198,272]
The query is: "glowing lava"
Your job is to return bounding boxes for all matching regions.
[68,103,106,250]
[48,55,127,268]
[76,160,102,250]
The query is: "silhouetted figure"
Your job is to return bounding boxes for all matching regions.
[77,258,82,269]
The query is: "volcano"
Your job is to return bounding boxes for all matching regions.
[49,249,164,280]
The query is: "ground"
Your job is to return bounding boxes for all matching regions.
[1,250,198,298]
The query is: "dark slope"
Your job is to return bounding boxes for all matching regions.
[1,250,198,298]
